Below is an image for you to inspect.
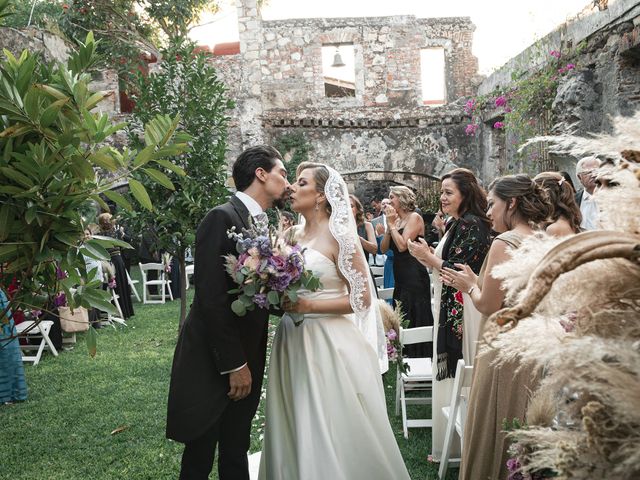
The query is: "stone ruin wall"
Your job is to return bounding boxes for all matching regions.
[218,0,484,199]
[477,0,640,182]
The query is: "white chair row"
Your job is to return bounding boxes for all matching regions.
[15,320,59,366]
[392,326,474,479]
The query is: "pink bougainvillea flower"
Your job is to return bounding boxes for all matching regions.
[464,99,476,115]
[549,50,561,58]
[566,63,575,70]
[504,106,512,113]
[493,121,505,129]
[494,95,507,107]
[465,123,479,136]
[558,67,567,74]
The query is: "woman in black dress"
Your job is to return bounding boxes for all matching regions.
[380,186,434,357]
[350,194,378,261]
[98,213,134,319]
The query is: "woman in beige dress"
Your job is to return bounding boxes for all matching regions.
[440,175,553,480]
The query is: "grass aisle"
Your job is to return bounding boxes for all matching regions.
[1,293,457,479]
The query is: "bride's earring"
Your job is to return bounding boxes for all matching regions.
[315,201,320,212]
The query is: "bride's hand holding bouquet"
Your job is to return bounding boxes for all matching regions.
[224,214,321,325]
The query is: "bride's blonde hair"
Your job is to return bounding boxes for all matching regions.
[296,161,332,214]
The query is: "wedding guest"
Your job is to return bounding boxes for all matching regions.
[558,171,576,192]
[439,174,553,480]
[350,195,377,259]
[575,156,602,230]
[0,287,28,404]
[371,198,390,266]
[278,211,296,231]
[98,213,134,319]
[534,171,582,236]
[380,186,434,357]
[406,167,491,462]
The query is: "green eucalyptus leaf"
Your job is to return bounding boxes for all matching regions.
[231,299,246,316]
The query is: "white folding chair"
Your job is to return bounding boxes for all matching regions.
[126,270,141,302]
[374,276,384,287]
[15,320,59,365]
[139,262,173,304]
[370,265,384,277]
[378,287,394,300]
[439,359,474,479]
[184,264,194,290]
[396,326,434,438]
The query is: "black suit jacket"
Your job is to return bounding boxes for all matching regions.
[166,196,269,443]
[575,189,584,207]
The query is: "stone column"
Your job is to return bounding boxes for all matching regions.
[236,0,264,148]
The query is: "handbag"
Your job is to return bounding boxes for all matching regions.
[58,306,90,333]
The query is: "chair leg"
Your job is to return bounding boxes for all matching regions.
[401,383,409,439]
[438,408,456,479]
[167,281,173,301]
[41,329,59,358]
[395,372,401,416]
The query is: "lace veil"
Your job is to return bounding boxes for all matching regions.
[324,166,389,374]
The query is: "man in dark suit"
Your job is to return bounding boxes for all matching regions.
[167,145,289,480]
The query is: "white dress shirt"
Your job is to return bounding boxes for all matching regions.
[580,190,599,230]
[221,191,265,375]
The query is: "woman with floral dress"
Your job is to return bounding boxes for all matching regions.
[408,167,492,461]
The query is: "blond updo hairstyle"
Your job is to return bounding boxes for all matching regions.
[389,185,416,212]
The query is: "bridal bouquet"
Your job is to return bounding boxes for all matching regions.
[224,215,321,325]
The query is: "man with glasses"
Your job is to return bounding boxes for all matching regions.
[575,156,602,230]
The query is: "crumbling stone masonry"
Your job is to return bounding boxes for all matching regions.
[212,0,483,195]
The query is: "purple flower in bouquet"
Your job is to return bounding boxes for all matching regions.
[108,277,117,289]
[54,292,67,307]
[224,215,322,322]
[386,328,398,341]
[254,293,269,309]
[549,50,561,58]
[494,95,507,107]
[494,121,505,129]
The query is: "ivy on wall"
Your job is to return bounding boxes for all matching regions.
[463,48,581,172]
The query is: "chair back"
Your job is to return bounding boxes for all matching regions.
[378,287,393,300]
[139,262,164,280]
[400,326,433,346]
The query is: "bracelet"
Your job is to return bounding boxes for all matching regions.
[467,286,476,295]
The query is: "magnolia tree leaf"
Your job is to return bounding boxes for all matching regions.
[128,178,153,210]
[86,325,97,358]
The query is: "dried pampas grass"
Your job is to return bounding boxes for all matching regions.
[488,111,640,480]
[519,111,640,162]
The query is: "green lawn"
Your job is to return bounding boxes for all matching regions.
[1,286,457,479]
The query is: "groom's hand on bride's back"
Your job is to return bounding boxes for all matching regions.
[228,365,252,401]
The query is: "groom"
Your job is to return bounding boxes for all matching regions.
[166,145,289,479]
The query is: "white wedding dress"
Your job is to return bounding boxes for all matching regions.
[258,247,410,480]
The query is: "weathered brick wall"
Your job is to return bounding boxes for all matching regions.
[216,1,482,185]
[477,0,640,182]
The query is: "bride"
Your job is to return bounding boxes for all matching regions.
[258,162,410,479]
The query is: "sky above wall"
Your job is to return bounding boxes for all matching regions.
[189,0,593,75]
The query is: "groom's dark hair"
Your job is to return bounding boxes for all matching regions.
[232,145,284,192]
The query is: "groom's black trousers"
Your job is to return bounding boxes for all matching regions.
[179,389,261,480]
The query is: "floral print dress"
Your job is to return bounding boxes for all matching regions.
[436,213,491,380]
